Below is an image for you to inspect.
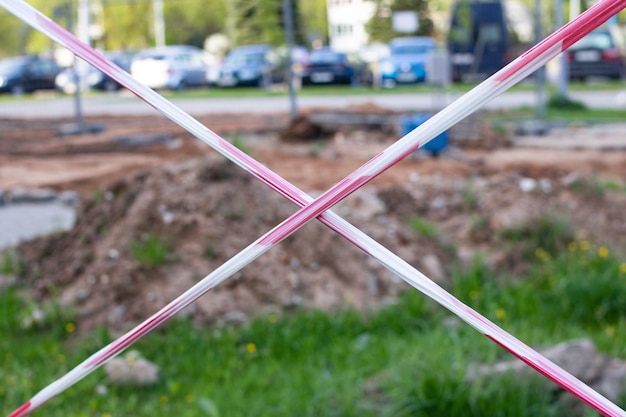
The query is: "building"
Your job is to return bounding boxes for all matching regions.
[326,0,377,53]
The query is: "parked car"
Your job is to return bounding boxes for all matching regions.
[217,45,276,87]
[380,37,436,88]
[301,47,355,85]
[55,51,134,94]
[0,55,62,95]
[131,45,215,90]
[567,28,626,81]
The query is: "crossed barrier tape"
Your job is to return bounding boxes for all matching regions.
[3,1,626,416]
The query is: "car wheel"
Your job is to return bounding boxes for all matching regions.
[175,79,187,91]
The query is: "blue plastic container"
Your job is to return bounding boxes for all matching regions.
[400,113,448,156]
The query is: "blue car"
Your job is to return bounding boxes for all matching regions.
[380,37,436,88]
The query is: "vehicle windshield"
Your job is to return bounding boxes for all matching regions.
[0,57,27,74]
[309,51,343,64]
[391,44,433,55]
[224,52,265,66]
[570,32,613,50]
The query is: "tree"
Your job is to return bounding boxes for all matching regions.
[367,0,434,43]
[225,0,307,48]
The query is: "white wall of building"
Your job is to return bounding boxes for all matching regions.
[327,0,376,53]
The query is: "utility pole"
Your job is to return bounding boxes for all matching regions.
[556,0,569,100]
[534,0,546,120]
[153,0,165,48]
[282,0,298,120]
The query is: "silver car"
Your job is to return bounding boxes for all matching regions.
[131,45,216,90]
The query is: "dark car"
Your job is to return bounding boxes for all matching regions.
[217,45,275,87]
[567,28,625,81]
[56,51,135,94]
[0,55,62,95]
[301,47,355,86]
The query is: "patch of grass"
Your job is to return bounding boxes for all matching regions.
[599,178,626,194]
[130,233,174,267]
[500,215,574,258]
[408,216,438,238]
[2,240,626,416]
[547,95,587,111]
[0,249,23,276]
[570,177,606,200]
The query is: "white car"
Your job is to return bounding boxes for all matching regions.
[131,45,217,90]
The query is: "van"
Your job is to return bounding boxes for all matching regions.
[447,1,511,82]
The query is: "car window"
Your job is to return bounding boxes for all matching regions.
[29,60,51,75]
[570,32,613,50]
[0,58,27,74]
[310,51,343,64]
[391,44,433,55]
[225,52,265,66]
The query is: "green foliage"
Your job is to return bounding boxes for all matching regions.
[547,95,587,111]
[226,0,307,48]
[130,233,174,267]
[0,249,22,276]
[229,132,250,154]
[367,0,434,43]
[500,215,574,258]
[409,215,438,238]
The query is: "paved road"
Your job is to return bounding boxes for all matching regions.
[1,89,626,119]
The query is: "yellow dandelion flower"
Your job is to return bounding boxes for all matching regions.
[568,241,578,252]
[580,240,590,251]
[598,246,609,258]
[605,326,616,337]
[246,343,257,354]
[495,308,506,319]
[65,322,76,333]
[160,395,169,405]
[621,263,626,274]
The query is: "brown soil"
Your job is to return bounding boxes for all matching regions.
[2,110,626,333]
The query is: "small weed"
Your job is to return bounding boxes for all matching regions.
[229,133,250,154]
[222,205,248,221]
[570,177,605,200]
[205,241,218,260]
[130,233,174,267]
[1,249,23,276]
[461,185,480,211]
[409,216,438,238]
[308,140,327,158]
[90,188,103,204]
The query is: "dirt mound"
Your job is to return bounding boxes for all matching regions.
[19,157,456,332]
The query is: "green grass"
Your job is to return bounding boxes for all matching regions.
[130,233,175,267]
[2,244,625,416]
[409,216,439,238]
